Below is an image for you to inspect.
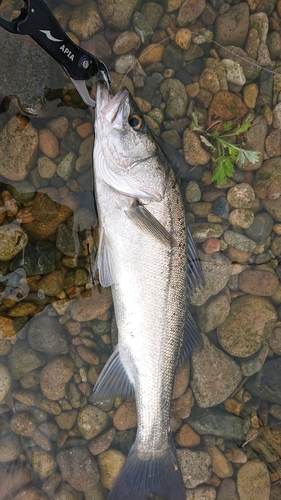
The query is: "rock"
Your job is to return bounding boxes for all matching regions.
[56,223,82,258]
[160,78,188,119]
[97,449,126,490]
[254,157,281,199]
[214,3,249,47]
[191,335,242,408]
[11,412,36,437]
[53,483,82,500]
[268,327,281,355]
[217,295,277,357]
[183,130,211,166]
[243,83,259,109]
[177,0,206,26]
[69,0,104,40]
[173,361,190,399]
[177,449,211,488]
[196,293,230,333]
[0,30,63,116]
[205,446,233,478]
[227,183,255,209]
[190,251,232,306]
[39,129,59,159]
[55,410,78,430]
[216,478,237,500]
[0,362,11,402]
[224,230,256,252]
[228,209,254,229]
[132,12,153,44]
[57,447,99,492]
[0,433,23,462]
[47,116,69,140]
[238,270,278,296]
[28,313,68,355]
[140,2,163,29]
[38,270,65,297]
[113,400,137,430]
[175,423,200,448]
[113,31,140,55]
[7,340,45,379]
[13,485,48,500]
[77,346,99,365]
[245,358,281,405]
[40,357,74,400]
[77,405,108,440]
[212,197,229,219]
[244,212,273,244]
[98,0,140,30]
[262,197,281,221]
[240,342,269,376]
[175,28,192,51]
[172,388,194,419]
[187,406,250,439]
[265,129,281,158]
[89,427,116,456]
[29,448,57,479]
[199,68,220,95]
[207,91,248,130]
[185,485,216,500]
[221,59,246,86]
[239,117,267,171]
[37,157,57,179]
[267,31,281,59]
[115,54,138,74]
[0,224,27,261]
[57,152,77,181]
[11,242,55,276]
[237,461,270,500]
[81,34,111,62]
[0,464,32,500]
[8,180,35,204]
[71,288,112,322]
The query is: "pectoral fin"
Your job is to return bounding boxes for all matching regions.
[93,346,134,401]
[126,204,174,246]
[95,226,118,287]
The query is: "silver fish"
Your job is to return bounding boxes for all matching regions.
[93,83,204,500]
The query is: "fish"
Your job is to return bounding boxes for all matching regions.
[92,83,204,500]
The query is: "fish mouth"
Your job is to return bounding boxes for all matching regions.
[96,83,128,127]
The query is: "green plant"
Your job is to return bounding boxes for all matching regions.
[190,114,260,185]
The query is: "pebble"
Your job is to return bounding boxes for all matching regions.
[214,3,250,47]
[204,446,233,478]
[37,157,57,179]
[246,357,281,404]
[7,340,45,379]
[238,269,279,295]
[0,116,38,181]
[212,197,229,219]
[0,223,27,261]
[237,461,270,500]
[38,129,59,159]
[68,0,103,40]
[77,405,108,440]
[140,2,163,30]
[227,183,255,209]
[243,83,259,108]
[47,116,69,140]
[71,288,112,322]
[183,130,211,166]
[160,78,188,119]
[269,404,281,420]
[0,362,11,402]
[196,293,230,333]
[190,251,232,306]
[132,12,153,44]
[217,295,277,357]
[11,411,36,437]
[177,449,211,488]
[187,406,250,439]
[175,28,192,50]
[76,345,99,365]
[228,208,254,228]
[177,0,206,26]
[240,342,269,376]
[216,477,238,500]
[207,91,248,130]
[191,334,242,407]
[171,387,194,419]
[199,68,220,95]
[97,449,126,490]
[138,44,165,66]
[185,485,216,500]
[55,410,78,430]
[268,327,281,355]
[265,129,281,158]
[0,433,23,462]
[57,447,99,491]
[221,59,246,86]
[29,448,57,479]
[175,423,201,448]
[185,181,201,203]
[113,31,140,55]
[202,238,221,254]
[173,360,190,399]
[223,230,256,252]
[244,212,273,244]
[113,400,137,430]
[57,152,77,181]
[38,271,65,297]
[40,357,74,400]
[254,157,281,199]
[88,427,116,455]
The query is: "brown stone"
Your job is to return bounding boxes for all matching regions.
[113,400,137,430]
[172,360,190,399]
[0,316,16,339]
[207,91,248,131]
[175,423,201,447]
[71,288,112,322]
[239,270,279,296]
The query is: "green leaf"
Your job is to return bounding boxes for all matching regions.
[224,157,235,177]
[242,149,260,164]
[235,116,253,135]
[191,112,198,127]
[212,158,227,185]
[200,135,216,149]
[223,121,233,131]
[211,130,220,138]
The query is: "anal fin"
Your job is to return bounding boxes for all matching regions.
[93,346,134,401]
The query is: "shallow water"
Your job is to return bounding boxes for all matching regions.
[0,0,281,499]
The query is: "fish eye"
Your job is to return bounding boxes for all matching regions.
[129,114,144,131]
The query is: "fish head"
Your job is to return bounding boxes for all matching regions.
[94,84,168,202]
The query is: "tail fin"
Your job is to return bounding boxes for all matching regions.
[108,440,185,500]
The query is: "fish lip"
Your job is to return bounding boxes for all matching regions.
[96,83,128,126]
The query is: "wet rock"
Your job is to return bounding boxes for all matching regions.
[11,412,36,437]
[0,362,11,402]
[196,293,230,333]
[160,78,188,120]
[97,449,126,489]
[113,31,140,55]
[199,68,220,95]
[47,116,69,140]
[183,130,211,166]
[0,433,23,462]
[77,405,108,440]
[244,212,273,244]
[57,447,99,492]
[245,358,281,405]
[177,449,211,488]
[228,209,254,229]
[185,485,216,500]
[53,483,82,500]
[216,478,237,500]
[187,405,250,439]
[13,485,48,500]
[267,31,281,59]
[0,464,32,500]
[237,461,270,500]
[224,230,256,252]
[39,129,59,159]
[132,12,153,44]
[227,183,255,209]
[11,242,55,276]
[0,223,27,261]
[175,28,192,51]
[69,0,104,40]
[57,152,77,181]
[190,251,232,306]
[37,270,65,297]
[113,400,137,430]
[217,295,277,357]
[29,448,57,479]
[221,59,246,86]
[207,91,248,129]
[89,427,116,456]
[28,313,68,355]
[191,335,242,408]
[205,446,233,478]
[202,238,221,254]
[172,387,194,419]
[262,197,281,221]
[177,0,206,26]
[71,288,112,322]
[173,361,190,399]
[81,34,111,62]
[7,180,35,204]
[40,357,74,401]
[0,31,63,116]
[238,269,278,296]
[98,0,140,30]
[240,342,269,376]
[268,327,281,355]
[212,197,229,219]
[175,423,200,448]
[240,116,267,171]
[214,3,249,47]
[56,223,82,258]
[55,410,78,430]
[254,157,281,199]
[140,2,163,29]
[265,129,281,158]
[243,83,259,109]
[7,340,45,379]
